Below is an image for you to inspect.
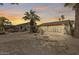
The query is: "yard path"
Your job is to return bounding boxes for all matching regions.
[0,32,79,55]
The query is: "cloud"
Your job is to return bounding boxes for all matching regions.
[0,9,23,17]
[36,13,46,18]
[49,7,73,14]
[0,8,29,25]
[0,10,8,16]
[0,9,24,21]
[11,19,27,25]
[39,17,60,24]
[33,6,48,11]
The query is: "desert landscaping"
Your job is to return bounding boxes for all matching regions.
[0,31,79,55]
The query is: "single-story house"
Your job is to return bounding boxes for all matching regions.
[39,20,75,35]
[4,22,30,32]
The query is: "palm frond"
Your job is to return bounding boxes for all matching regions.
[61,15,65,19]
[30,10,36,15]
[23,10,40,21]
[0,17,8,20]
[10,3,19,5]
[34,14,40,21]
[0,17,10,26]
[0,3,4,5]
[24,12,30,16]
[22,16,30,20]
[0,3,19,6]
[64,3,76,7]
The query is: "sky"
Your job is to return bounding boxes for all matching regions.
[0,3,75,25]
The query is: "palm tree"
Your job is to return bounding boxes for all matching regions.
[58,18,61,21]
[0,17,10,32]
[64,3,79,38]
[23,10,40,33]
[61,15,65,20]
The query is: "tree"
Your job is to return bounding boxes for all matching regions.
[4,20,12,25]
[58,18,61,21]
[0,3,18,33]
[64,3,79,38]
[0,3,19,5]
[23,10,40,33]
[0,17,10,32]
[61,15,65,20]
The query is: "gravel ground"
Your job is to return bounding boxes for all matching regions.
[0,32,79,55]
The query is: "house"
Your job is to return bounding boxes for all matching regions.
[14,22,30,32]
[4,22,30,32]
[39,20,75,35]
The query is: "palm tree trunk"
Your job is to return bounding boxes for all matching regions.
[30,20,34,33]
[30,20,33,32]
[74,4,79,38]
[30,20,37,33]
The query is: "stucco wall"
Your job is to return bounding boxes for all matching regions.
[40,25,65,34]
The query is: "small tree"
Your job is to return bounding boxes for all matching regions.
[58,18,61,21]
[61,15,65,21]
[0,17,10,32]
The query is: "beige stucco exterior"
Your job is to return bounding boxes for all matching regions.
[40,25,65,35]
